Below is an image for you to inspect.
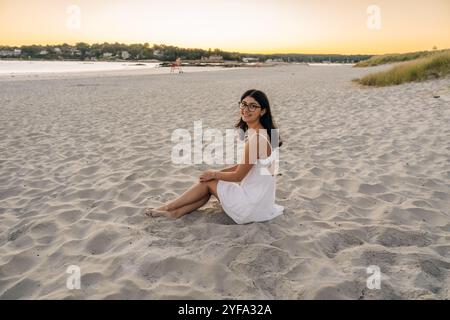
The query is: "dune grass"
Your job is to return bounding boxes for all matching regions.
[353,50,450,87]
[353,50,437,67]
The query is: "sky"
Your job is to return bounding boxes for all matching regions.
[0,0,449,54]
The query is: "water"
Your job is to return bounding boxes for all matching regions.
[0,60,160,75]
[308,63,355,66]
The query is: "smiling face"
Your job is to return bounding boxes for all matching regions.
[240,96,265,125]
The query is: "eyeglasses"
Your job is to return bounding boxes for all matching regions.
[239,101,261,112]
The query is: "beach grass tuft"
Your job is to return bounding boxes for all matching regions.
[353,50,440,67]
[353,50,450,86]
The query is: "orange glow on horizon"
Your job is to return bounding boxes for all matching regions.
[1,0,449,55]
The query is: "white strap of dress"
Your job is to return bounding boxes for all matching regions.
[258,147,279,166]
[246,131,279,167]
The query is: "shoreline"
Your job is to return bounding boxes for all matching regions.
[0,63,248,82]
[0,59,360,82]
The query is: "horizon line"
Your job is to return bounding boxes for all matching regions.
[2,41,447,57]
[0,41,385,56]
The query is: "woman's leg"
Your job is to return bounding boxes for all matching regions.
[145,180,219,218]
[156,181,210,211]
[149,194,211,219]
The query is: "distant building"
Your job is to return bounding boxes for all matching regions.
[39,50,48,55]
[201,55,223,62]
[70,49,81,56]
[0,49,21,57]
[242,57,259,63]
[103,52,113,58]
[266,58,283,63]
[153,49,164,58]
[53,48,62,54]
[121,51,130,59]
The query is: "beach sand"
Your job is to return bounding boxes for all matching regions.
[0,64,449,299]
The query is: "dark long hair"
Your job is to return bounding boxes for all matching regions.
[235,89,283,147]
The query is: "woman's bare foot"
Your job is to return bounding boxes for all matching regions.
[155,205,169,211]
[144,207,174,218]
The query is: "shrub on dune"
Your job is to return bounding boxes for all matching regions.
[353,50,450,86]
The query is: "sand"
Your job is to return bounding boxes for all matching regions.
[0,64,449,299]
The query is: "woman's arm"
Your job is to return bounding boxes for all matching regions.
[199,135,261,183]
[219,165,239,173]
[214,163,253,182]
[213,140,254,182]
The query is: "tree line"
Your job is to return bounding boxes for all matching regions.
[0,42,372,63]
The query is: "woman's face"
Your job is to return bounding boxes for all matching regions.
[240,96,265,124]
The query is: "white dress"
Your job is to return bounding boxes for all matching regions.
[217,147,285,224]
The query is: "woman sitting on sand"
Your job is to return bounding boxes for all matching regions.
[145,89,284,224]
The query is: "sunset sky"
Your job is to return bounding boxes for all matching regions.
[0,0,449,54]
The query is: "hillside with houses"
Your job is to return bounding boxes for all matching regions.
[0,43,372,64]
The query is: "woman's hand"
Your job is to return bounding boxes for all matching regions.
[199,170,217,182]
